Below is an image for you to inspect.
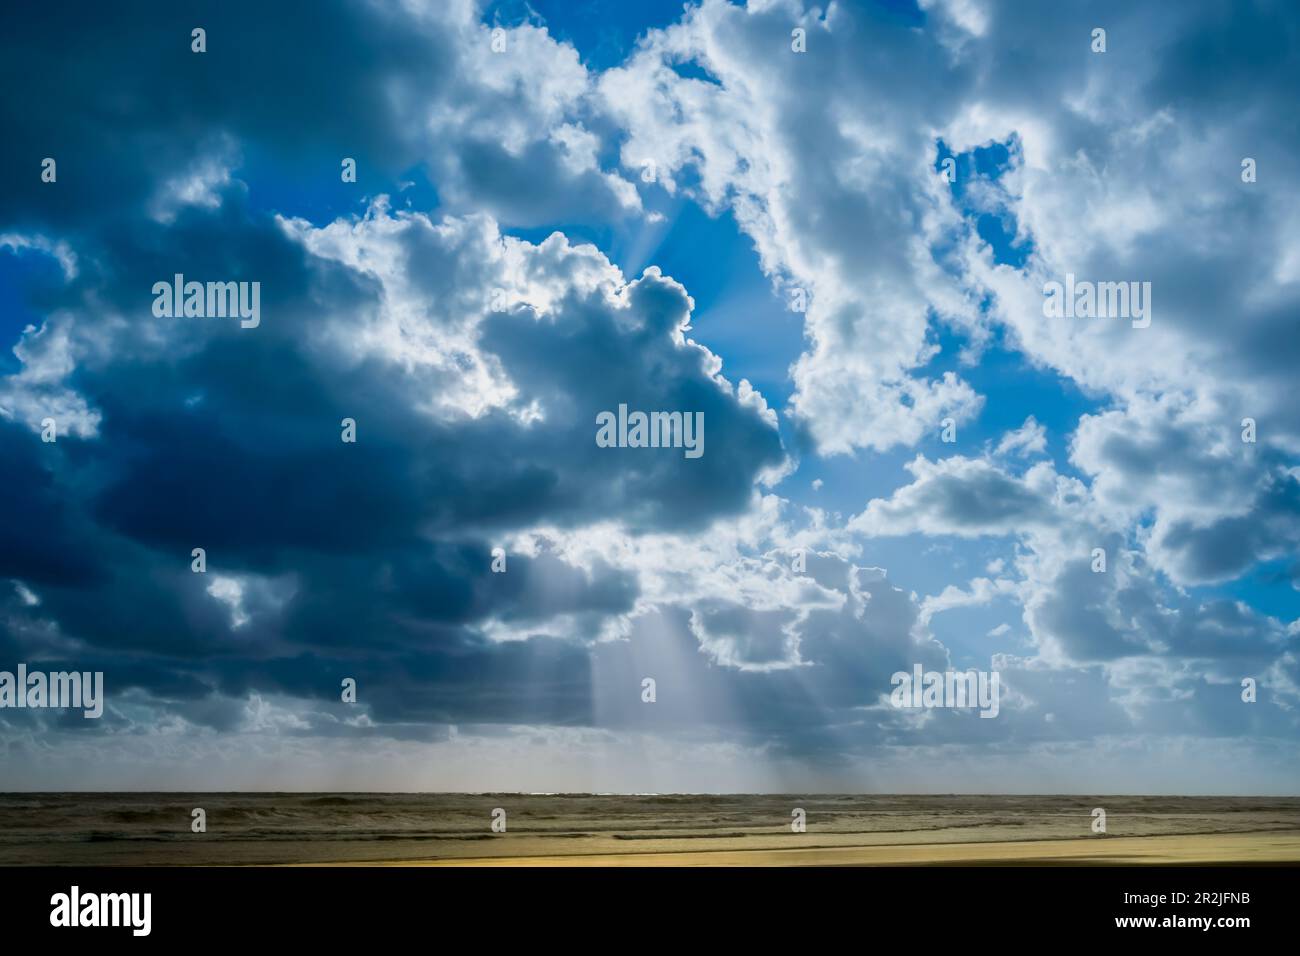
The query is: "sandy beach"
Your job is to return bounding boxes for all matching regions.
[4,793,1298,866]
[388,831,1300,866]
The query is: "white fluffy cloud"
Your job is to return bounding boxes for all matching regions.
[598,0,985,454]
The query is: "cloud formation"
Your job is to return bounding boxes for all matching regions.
[1,0,1297,792]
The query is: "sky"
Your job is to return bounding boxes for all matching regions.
[1,0,1298,793]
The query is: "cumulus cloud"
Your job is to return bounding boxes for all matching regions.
[596,0,985,454]
[1,0,1297,790]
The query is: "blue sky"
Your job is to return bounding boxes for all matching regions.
[1,0,1298,793]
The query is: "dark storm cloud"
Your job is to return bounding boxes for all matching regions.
[0,199,785,721]
[0,0,635,241]
[0,0,445,230]
[0,419,103,587]
[0,0,783,735]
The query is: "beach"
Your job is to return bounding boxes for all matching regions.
[2,793,1298,867]
[399,831,1300,866]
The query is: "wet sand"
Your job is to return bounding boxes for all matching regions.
[4,793,1298,866]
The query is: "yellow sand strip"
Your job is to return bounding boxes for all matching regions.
[340,831,1300,867]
